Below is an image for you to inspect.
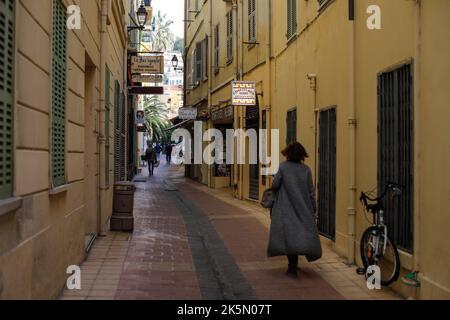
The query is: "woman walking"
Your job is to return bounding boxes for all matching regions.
[267,142,322,278]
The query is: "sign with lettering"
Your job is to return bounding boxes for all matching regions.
[132,74,163,83]
[131,56,164,74]
[179,107,198,120]
[231,81,256,106]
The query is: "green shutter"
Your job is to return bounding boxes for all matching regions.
[0,0,14,199]
[114,80,120,182]
[105,67,110,188]
[51,0,67,188]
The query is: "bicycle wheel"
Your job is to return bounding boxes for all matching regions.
[360,226,378,269]
[360,226,401,286]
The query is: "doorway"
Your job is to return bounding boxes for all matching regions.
[84,55,98,250]
[318,107,337,240]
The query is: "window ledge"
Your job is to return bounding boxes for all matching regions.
[49,184,69,196]
[0,197,23,218]
[286,33,298,46]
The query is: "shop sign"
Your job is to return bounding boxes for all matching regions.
[131,56,164,74]
[132,74,163,83]
[231,81,256,106]
[211,106,234,122]
[179,107,198,120]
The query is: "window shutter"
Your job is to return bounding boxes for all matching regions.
[248,0,256,42]
[287,0,297,39]
[226,11,233,62]
[0,0,14,199]
[114,80,120,182]
[202,37,208,81]
[214,24,219,73]
[195,42,202,83]
[105,67,110,187]
[120,92,126,181]
[51,0,67,188]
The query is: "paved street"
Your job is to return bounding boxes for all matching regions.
[60,165,401,300]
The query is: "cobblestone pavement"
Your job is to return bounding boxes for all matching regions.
[60,164,402,300]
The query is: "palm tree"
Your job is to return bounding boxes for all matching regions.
[143,96,172,143]
[151,10,175,52]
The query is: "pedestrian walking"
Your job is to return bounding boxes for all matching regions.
[267,142,322,278]
[154,144,162,161]
[165,144,173,165]
[145,142,157,176]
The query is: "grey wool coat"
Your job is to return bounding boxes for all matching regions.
[267,161,322,262]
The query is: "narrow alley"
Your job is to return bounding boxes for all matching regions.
[60,164,400,301]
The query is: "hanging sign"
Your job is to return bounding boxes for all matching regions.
[231,81,256,106]
[131,56,164,74]
[135,110,145,125]
[132,74,163,83]
[179,107,198,120]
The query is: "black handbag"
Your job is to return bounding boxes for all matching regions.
[261,188,275,209]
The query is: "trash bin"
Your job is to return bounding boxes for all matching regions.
[110,181,135,232]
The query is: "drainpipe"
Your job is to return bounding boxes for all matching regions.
[98,0,108,236]
[347,3,357,265]
[413,0,422,284]
[265,0,273,186]
[307,74,318,191]
[207,0,213,188]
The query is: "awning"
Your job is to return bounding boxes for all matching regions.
[166,119,194,131]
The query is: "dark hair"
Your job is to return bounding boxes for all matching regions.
[282,142,309,163]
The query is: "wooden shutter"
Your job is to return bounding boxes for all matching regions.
[120,92,126,181]
[226,11,233,62]
[51,0,67,188]
[248,0,256,42]
[105,67,110,187]
[195,41,202,83]
[114,80,120,182]
[0,0,14,198]
[286,109,297,145]
[202,37,208,81]
[214,24,219,73]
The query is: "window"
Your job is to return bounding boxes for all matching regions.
[214,24,220,74]
[226,11,233,63]
[51,0,67,188]
[318,108,337,240]
[378,63,414,251]
[114,81,126,182]
[105,67,110,188]
[248,0,256,43]
[195,41,202,83]
[0,0,14,199]
[286,0,297,40]
[286,109,297,145]
[318,0,332,10]
[202,37,208,81]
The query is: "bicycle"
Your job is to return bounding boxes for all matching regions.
[358,182,402,286]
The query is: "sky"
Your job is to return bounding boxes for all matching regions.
[152,0,185,39]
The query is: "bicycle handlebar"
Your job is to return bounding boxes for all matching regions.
[360,182,403,212]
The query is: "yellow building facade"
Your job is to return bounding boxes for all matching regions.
[184,0,450,299]
[0,0,132,299]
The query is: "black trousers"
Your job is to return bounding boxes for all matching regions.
[166,154,172,164]
[287,255,299,267]
[148,161,154,175]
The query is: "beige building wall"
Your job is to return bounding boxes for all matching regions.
[0,0,130,299]
[271,0,450,299]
